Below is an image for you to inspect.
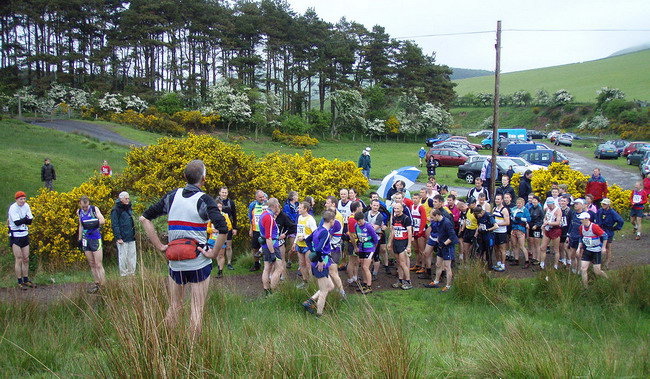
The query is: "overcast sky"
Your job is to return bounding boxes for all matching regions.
[287,0,650,73]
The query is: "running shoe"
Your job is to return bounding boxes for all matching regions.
[302,299,316,314]
[511,260,519,266]
[87,283,100,294]
[415,268,426,274]
[297,271,303,277]
[494,266,505,272]
[523,262,530,269]
[249,262,261,272]
[215,270,223,279]
[440,286,451,293]
[227,264,234,270]
[401,282,413,290]
[636,233,641,240]
[423,282,440,288]
[409,265,420,272]
[296,282,306,289]
[23,280,36,288]
[18,283,28,291]
[360,286,373,295]
[391,282,403,288]
[286,261,292,269]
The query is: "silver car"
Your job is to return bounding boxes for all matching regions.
[555,134,574,147]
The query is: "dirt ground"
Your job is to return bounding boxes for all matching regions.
[2,235,648,304]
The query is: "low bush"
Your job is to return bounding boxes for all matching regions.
[110,110,185,136]
[271,129,319,147]
[170,110,220,131]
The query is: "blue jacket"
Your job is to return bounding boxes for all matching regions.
[437,217,458,246]
[418,148,426,158]
[282,200,299,223]
[595,207,624,233]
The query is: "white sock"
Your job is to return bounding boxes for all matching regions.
[567,259,572,265]
[497,261,502,266]
[540,262,545,269]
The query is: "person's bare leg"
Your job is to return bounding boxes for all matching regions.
[262,262,272,290]
[165,278,184,329]
[315,277,333,315]
[328,264,343,292]
[84,250,99,283]
[552,238,560,268]
[361,258,372,286]
[298,253,311,281]
[580,261,590,288]
[593,264,608,279]
[93,249,106,285]
[434,256,443,283]
[399,253,410,281]
[12,244,24,280]
[444,260,453,286]
[270,260,283,289]
[539,236,549,268]
[189,278,210,338]
[225,240,233,265]
[216,248,225,271]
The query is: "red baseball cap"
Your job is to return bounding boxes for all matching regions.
[15,191,26,199]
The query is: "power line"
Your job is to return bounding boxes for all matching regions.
[395,28,650,39]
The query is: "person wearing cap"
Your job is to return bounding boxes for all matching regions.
[538,197,562,270]
[595,198,624,268]
[576,212,608,288]
[418,147,426,167]
[358,147,371,180]
[8,191,35,290]
[566,198,587,274]
[630,181,647,240]
[41,158,56,190]
[585,168,608,208]
[111,191,137,276]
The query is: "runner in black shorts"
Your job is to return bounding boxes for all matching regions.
[218,186,237,270]
[353,212,378,294]
[8,191,35,290]
[387,203,413,290]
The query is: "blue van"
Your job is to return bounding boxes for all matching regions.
[518,149,569,167]
[505,143,542,157]
[482,128,527,149]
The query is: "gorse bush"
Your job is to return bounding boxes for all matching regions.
[271,129,319,147]
[170,110,220,131]
[110,109,185,136]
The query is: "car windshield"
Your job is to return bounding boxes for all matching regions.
[506,157,529,166]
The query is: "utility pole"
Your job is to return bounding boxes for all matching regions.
[490,20,501,203]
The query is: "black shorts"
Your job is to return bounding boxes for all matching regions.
[568,238,580,250]
[378,234,386,245]
[529,229,542,239]
[251,231,261,250]
[169,263,212,285]
[462,228,476,244]
[358,250,374,260]
[83,238,102,252]
[10,235,29,248]
[330,249,342,265]
[560,234,568,243]
[581,249,602,265]
[392,239,409,254]
[262,246,282,262]
[495,233,509,245]
[227,230,233,240]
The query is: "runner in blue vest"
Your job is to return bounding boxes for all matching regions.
[78,195,106,294]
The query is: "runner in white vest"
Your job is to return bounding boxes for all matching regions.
[576,212,609,288]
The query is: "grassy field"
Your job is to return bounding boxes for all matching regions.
[450,106,548,131]
[1,261,648,377]
[454,49,650,102]
[0,119,131,206]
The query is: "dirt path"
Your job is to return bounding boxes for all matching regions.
[30,119,144,147]
[2,236,647,303]
[554,146,640,189]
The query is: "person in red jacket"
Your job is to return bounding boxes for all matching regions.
[585,168,608,208]
[630,181,648,240]
[100,160,112,177]
[644,173,650,194]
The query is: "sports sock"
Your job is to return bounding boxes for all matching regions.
[23,276,29,283]
[18,278,23,284]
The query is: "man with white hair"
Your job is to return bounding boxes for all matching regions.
[111,191,137,276]
[358,147,372,179]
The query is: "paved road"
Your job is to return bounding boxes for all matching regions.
[554,146,639,190]
[30,119,144,147]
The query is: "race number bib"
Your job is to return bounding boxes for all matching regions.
[297,224,306,236]
[465,219,471,226]
[413,218,421,229]
[582,236,600,247]
[633,194,642,203]
[254,214,261,225]
[561,217,567,227]
[394,229,404,238]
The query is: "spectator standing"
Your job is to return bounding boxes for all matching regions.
[41,158,56,190]
[585,168,608,207]
[418,147,426,167]
[101,160,112,177]
[358,147,371,179]
[111,191,137,276]
[518,170,533,201]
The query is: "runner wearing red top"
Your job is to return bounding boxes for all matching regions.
[576,212,609,288]
[346,201,363,287]
[387,202,413,290]
[259,198,283,294]
[409,193,428,275]
[630,181,648,240]
[100,160,112,177]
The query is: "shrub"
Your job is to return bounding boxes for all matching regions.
[171,110,220,131]
[511,163,589,201]
[271,129,319,147]
[110,110,185,135]
[28,176,117,266]
[155,92,184,115]
[559,114,580,129]
[280,114,312,135]
[606,184,632,217]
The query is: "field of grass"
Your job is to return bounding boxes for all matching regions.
[0,119,131,206]
[454,49,650,102]
[450,106,548,131]
[1,260,648,377]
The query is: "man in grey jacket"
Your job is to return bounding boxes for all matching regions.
[111,191,137,276]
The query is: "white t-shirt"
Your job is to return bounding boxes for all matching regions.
[8,202,33,238]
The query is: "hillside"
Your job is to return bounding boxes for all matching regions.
[453,49,650,102]
[450,67,493,80]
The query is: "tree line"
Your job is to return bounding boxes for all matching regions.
[0,0,456,115]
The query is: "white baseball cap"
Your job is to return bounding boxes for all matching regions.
[578,212,591,220]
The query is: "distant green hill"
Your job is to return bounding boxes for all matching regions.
[450,67,493,80]
[453,49,650,103]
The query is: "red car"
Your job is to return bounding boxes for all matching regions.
[623,141,650,157]
[425,148,469,167]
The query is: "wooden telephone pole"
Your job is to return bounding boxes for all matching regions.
[490,20,502,203]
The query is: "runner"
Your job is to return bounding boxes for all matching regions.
[467,177,490,203]
[492,194,510,272]
[630,181,647,240]
[476,192,491,213]
[337,188,352,270]
[474,205,497,266]
[566,198,587,274]
[576,212,609,288]
[446,194,461,236]
[386,180,411,206]
[324,196,347,298]
[293,201,317,288]
[111,191,137,277]
[248,190,266,271]
[528,196,544,265]
[8,191,35,290]
[387,202,413,290]
[409,192,428,276]
[420,207,441,281]
[78,195,106,293]
[510,197,531,268]
[275,206,296,280]
[345,201,363,287]
[595,198,624,268]
[585,194,598,214]
[259,198,284,294]
[219,186,237,270]
[502,192,515,262]
[418,147,426,167]
[302,210,336,316]
[140,160,228,338]
[353,212,379,294]
[348,188,366,209]
[100,160,112,177]
[459,197,478,262]
[282,191,300,268]
[538,198,562,270]
[423,209,458,292]
[419,188,435,218]
[207,198,232,278]
[558,196,571,267]
[365,198,387,279]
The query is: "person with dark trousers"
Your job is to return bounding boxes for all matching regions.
[586,168,608,208]
[111,191,137,276]
[41,158,56,190]
[518,170,533,201]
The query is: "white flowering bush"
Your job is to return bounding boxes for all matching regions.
[596,87,626,107]
[123,95,148,112]
[420,102,452,134]
[534,89,550,106]
[201,81,251,134]
[366,118,386,135]
[99,93,123,113]
[553,89,573,106]
[9,87,40,111]
[477,92,493,106]
[330,89,367,135]
[577,114,610,130]
[511,90,532,106]
[46,83,90,110]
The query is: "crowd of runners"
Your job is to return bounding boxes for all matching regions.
[7,160,650,332]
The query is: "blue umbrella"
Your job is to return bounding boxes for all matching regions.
[377,166,421,199]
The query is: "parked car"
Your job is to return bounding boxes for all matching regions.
[497,138,529,155]
[457,160,509,184]
[431,141,478,156]
[622,141,650,157]
[527,130,546,139]
[465,155,544,173]
[468,129,491,137]
[641,157,650,177]
[594,143,619,159]
[518,149,569,166]
[605,139,629,156]
[627,148,650,166]
[425,133,451,147]
[547,131,561,142]
[565,132,582,140]
[505,142,541,157]
[555,134,574,147]
[425,148,468,166]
